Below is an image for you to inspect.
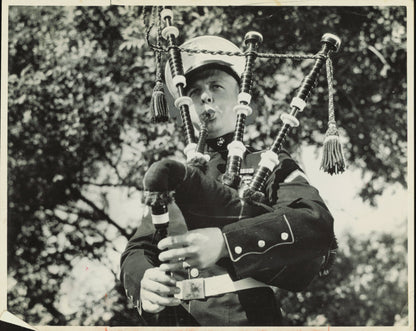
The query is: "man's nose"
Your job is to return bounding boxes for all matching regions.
[201,91,213,104]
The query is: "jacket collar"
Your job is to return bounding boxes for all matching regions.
[206,132,234,153]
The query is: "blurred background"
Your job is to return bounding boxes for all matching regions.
[6,5,409,327]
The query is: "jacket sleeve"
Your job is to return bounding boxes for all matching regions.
[221,153,335,290]
[119,203,189,313]
[119,212,156,309]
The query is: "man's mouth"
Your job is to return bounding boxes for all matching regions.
[201,108,216,123]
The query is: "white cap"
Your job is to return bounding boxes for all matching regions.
[165,36,245,97]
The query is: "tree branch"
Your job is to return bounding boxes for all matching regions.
[77,193,130,238]
[80,180,136,188]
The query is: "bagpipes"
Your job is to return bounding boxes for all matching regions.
[143,6,345,290]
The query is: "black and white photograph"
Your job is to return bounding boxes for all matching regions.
[0,0,413,329]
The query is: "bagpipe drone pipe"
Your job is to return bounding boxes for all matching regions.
[143,7,344,291]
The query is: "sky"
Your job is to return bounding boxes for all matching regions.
[300,145,408,237]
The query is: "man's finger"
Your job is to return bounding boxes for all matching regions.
[143,268,177,285]
[141,279,181,296]
[159,262,183,272]
[141,299,164,314]
[141,289,181,307]
[158,246,197,262]
[158,234,188,250]
[160,258,199,272]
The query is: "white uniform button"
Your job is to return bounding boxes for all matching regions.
[281,232,289,240]
[234,246,242,254]
[190,268,199,278]
[258,240,266,248]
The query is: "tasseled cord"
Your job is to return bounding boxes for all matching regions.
[149,7,169,123]
[320,57,346,175]
[151,79,169,123]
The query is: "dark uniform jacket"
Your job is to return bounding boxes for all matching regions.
[120,132,335,326]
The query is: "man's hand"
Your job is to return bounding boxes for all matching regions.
[157,227,228,272]
[140,267,182,313]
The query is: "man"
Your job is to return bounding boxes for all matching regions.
[120,35,335,326]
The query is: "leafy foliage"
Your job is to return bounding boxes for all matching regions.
[6,5,408,326]
[280,231,408,326]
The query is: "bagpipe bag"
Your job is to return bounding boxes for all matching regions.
[144,149,335,292]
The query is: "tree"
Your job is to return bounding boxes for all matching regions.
[280,229,408,326]
[6,5,408,326]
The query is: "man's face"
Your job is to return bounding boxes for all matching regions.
[185,69,239,139]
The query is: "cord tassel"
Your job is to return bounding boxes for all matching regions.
[320,57,345,175]
[320,123,345,175]
[150,81,169,123]
[148,7,168,123]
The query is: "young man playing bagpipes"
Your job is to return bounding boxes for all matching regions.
[120,9,344,326]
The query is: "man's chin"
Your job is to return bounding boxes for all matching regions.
[203,117,234,138]
[205,121,221,137]
[206,127,232,139]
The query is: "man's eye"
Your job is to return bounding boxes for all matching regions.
[212,84,222,90]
